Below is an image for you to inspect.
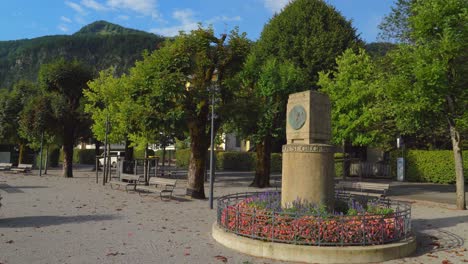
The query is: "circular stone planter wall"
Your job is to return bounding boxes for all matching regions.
[212,223,416,264]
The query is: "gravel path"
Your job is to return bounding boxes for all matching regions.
[0,169,467,264]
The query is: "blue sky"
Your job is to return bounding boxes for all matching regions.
[0,0,395,42]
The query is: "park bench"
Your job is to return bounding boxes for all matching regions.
[335,181,390,198]
[0,163,13,171]
[136,177,177,200]
[109,173,144,192]
[10,164,33,173]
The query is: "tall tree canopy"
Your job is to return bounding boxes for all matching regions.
[318,48,393,148]
[88,27,250,198]
[385,0,467,209]
[321,0,467,209]
[234,0,360,187]
[39,59,94,178]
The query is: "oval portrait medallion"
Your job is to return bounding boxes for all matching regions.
[288,105,307,130]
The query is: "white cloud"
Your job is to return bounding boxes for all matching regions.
[106,0,157,16]
[263,0,291,13]
[117,15,130,20]
[58,24,70,32]
[65,1,86,15]
[151,9,198,36]
[206,15,241,25]
[61,16,72,23]
[81,0,108,11]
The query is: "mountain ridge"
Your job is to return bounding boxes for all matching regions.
[0,21,165,89]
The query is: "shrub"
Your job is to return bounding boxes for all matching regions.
[77,149,96,165]
[48,148,60,167]
[175,149,191,168]
[59,149,97,164]
[176,150,284,171]
[134,148,155,159]
[390,150,467,184]
[270,153,282,172]
[217,152,255,171]
[35,146,61,167]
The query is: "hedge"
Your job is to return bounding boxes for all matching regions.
[217,152,254,171]
[175,150,283,172]
[391,150,467,184]
[59,149,96,165]
[35,147,61,168]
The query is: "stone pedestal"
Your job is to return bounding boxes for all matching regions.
[281,91,335,209]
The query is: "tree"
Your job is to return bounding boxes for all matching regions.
[383,0,467,209]
[39,59,93,178]
[113,27,250,198]
[318,48,396,149]
[378,0,413,43]
[0,80,39,163]
[237,0,360,186]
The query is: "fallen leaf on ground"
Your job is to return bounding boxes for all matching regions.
[106,252,124,256]
[214,255,228,262]
[442,260,452,264]
[427,254,439,258]
[429,242,441,248]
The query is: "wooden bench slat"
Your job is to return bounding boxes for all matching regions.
[335,181,390,197]
[136,177,177,200]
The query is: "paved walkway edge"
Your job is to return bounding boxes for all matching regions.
[212,222,417,264]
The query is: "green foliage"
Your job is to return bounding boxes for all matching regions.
[74,20,153,36]
[270,153,282,172]
[85,67,129,143]
[378,0,413,43]
[60,149,96,164]
[176,150,282,172]
[382,0,467,136]
[0,80,38,143]
[390,150,468,184]
[364,42,397,58]
[0,21,164,89]
[175,149,191,168]
[134,148,155,159]
[77,149,97,165]
[255,0,361,86]
[319,48,392,148]
[48,147,60,167]
[216,152,255,171]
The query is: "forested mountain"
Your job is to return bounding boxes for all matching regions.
[0,21,165,89]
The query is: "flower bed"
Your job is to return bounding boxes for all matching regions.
[217,192,411,246]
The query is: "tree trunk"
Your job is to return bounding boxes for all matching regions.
[144,145,149,185]
[162,146,166,168]
[449,123,466,210]
[124,139,134,160]
[93,141,101,172]
[446,95,466,210]
[62,131,74,178]
[251,135,272,188]
[44,145,49,175]
[18,144,25,164]
[186,123,208,199]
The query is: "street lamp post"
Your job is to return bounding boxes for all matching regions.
[396,135,405,182]
[209,72,218,209]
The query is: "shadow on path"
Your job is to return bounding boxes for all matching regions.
[0,184,48,193]
[0,214,118,228]
[411,215,467,256]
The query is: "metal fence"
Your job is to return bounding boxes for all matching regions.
[217,192,412,246]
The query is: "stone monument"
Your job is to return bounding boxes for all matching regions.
[281,90,335,209]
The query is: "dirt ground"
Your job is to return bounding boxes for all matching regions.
[0,168,467,264]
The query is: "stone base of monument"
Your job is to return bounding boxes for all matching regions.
[212,223,416,264]
[281,143,335,209]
